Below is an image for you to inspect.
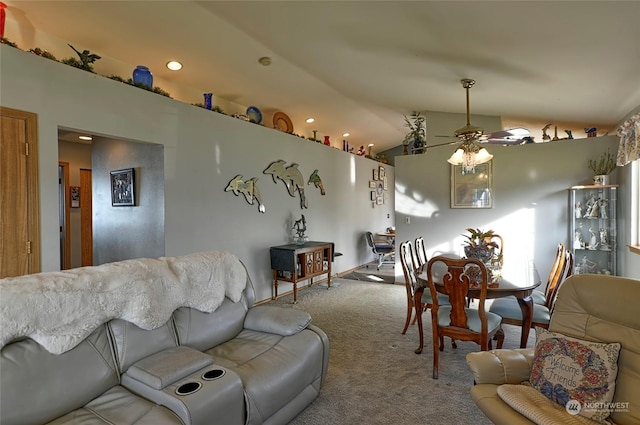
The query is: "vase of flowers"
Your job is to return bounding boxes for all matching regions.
[462,228,498,263]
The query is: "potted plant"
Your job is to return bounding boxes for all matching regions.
[402,112,426,155]
[462,228,498,263]
[588,149,616,185]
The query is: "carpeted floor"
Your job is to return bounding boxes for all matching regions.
[340,266,396,284]
[269,276,535,425]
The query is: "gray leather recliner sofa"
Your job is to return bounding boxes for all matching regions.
[0,251,329,425]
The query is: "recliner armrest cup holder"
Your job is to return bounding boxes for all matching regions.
[175,381,202,396]
[202,368,225,380]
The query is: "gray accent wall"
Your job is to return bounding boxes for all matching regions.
[394,134,626,281]
[92,138,165,264]
[1,45,395,302]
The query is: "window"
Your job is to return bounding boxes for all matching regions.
[630,160,640,255]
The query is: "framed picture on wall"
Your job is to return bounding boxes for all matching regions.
[110,168,135,206]
[450,161,493,209]
[373,169,379,180]
[70,186,80,208]
[379,166,385,179]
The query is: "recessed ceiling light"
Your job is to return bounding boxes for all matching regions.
[78,135,92,141]
[166,61,183,71]
[306,118,315,123]
[342,132,350,137]
[258,56,272,66]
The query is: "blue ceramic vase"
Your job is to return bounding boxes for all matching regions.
[203,93,213,110]
[132,65,153,88]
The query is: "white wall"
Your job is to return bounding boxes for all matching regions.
[394,134,633,281]
[1,45,395,302]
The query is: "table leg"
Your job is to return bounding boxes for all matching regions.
[516,295,534,348]
[272,271,278,300]
[293,282,298,304]
[415,288,424,354]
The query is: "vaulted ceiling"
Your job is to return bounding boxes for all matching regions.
[6,1,640,152]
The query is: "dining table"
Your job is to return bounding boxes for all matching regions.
[414,259,541,353]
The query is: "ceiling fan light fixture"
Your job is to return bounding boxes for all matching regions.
[448,79,493,174]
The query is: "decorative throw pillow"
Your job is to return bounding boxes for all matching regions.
[528,328,621,423]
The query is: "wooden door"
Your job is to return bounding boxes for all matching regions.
[59,162,71,270]
[0,107,40,278]
[80,168,93,266]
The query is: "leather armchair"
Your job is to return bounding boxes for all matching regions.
[467,274,640,425]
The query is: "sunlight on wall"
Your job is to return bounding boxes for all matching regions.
[395,182,438,218]
[350,155,356,185]
[425,207,536,272]
[215,145,221,175]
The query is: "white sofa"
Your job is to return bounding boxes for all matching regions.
[0,251,329,425]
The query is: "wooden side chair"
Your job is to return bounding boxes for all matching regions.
[400,237,457,338]
[488,250,573,336]
[425,256,504,379]
[414,236,428,269]
[531,243,566,305]
[399,240,451,341]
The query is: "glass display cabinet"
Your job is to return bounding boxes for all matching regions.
[569,185,617,275]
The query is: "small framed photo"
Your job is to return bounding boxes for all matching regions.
[383,176,388,190]
[110,168,135,206]
[373,169,379,180]
[379,166,385,179]
[370,191,376,201]
[376,196,384,205]
[70,186,80,208]
[369,180,376,189]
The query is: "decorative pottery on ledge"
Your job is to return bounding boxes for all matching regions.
[132,65,153,88]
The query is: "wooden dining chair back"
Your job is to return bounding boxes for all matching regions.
[542,244,568,309]
[488,234,504,266]
[425,256,504,379]
[414,236,428,268]
[548,250,574,313]
[400,240,421,335]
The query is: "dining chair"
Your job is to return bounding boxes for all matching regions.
[365,231,394,270]
[531,243,566,305]
[488,250,573,336]
[400,240,452,339]
[425,255,504,379]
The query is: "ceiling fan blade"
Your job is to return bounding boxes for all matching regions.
[481,127,530,145]
[424,140,459,149]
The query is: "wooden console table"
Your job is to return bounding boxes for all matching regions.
[270,241,333,303]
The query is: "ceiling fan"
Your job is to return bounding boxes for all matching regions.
[416,79,531,154]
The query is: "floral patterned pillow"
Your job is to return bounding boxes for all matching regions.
[529,328,621,423]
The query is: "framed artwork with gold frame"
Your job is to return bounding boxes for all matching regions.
[450,161,493,209]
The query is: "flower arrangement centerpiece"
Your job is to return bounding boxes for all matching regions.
[462,228,498,264]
